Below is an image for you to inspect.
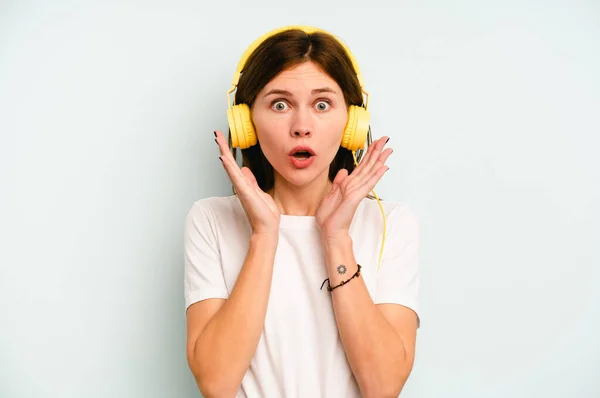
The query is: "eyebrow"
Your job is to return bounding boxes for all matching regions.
[263,87,338,97]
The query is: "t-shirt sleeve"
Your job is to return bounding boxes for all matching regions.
[373,203,421,327]
[183,200,229,313]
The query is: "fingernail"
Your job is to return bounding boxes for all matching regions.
[386,137,390,144]
[215,139,217,144]
[219,156,223,162]
[213,131,217,137]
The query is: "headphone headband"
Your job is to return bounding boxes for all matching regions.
[230,25,365,89]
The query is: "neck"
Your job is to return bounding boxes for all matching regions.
[268,171,332,216]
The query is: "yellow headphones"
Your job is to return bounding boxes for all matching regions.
[226,25,387,271]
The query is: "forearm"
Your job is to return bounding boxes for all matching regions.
[192,233,278,396]
[322,234,409,397]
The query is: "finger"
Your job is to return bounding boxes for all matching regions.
[219,154,245,188]
[216,146,252,195]
[360,140,393,180]
[328,168,348,197]
[353,137,389,180]
[358,164,389,195]
[214,130,228,157]
[362,136,387,163]
[372,147,393,172]
[214,130,247,180]
[330,183,343,203]
[365,136,389,168]
[346,141,389,193]
[241,166,260,190]
[332,168,348,186]
[359,147,392,190]
[214,130,239,164]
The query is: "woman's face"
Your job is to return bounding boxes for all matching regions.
[251,61,348,189]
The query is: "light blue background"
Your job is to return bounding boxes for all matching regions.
[1,1,598,397]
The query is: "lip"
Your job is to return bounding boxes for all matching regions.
[288,146,316,156]
[289,155,315,169]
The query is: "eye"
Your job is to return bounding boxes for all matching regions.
[315,100,331,111]
[272,100,289,111]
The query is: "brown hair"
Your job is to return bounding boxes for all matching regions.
[229,28,372,193]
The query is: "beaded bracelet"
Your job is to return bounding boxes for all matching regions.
[320,264,362,292]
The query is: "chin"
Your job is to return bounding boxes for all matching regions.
[280,172,318,188]
[275,161,328,188]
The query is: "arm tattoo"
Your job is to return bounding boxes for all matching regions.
[336,264,347,275]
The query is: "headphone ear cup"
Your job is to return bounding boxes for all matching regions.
[341,105,370,152]
[227,103,257,149]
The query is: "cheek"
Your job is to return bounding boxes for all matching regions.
[324,111,349,145]
[316,114,347,164]
[252,110,271,141]
[251,111,285,162]
[252,108,285,136]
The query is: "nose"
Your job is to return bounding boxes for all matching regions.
[292,128,311,138]
[289,109,312,138]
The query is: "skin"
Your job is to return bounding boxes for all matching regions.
[251,61,353,218]
[215,60,393,235]
[206,61,417,397]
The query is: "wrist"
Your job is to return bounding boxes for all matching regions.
[321,231,352,250]
[320,232,358,287]
[250,232,279,250]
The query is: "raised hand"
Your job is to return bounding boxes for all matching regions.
[214,130,281,237]
[316,136,392,240]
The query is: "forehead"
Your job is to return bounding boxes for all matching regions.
[262,61,342,93]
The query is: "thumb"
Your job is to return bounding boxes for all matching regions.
[241,167,260,189]
[327,168,348,198]
[332,168,348,188]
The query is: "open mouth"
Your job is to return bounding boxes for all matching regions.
[288,147,315,168]
[292,151,313,159]
[289,146,315,157]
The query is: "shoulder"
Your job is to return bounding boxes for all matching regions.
[185,194,246,229]
[355,197,419,233]
[188,194,241,215]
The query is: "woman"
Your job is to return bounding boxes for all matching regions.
[184,26,420,397]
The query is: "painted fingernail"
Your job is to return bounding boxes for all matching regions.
[215,139,218,144]
[213,131,217,137]
[386,138,390,144]
[219,156,223,162]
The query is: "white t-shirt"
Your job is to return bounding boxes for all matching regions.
[184,194,420,397]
